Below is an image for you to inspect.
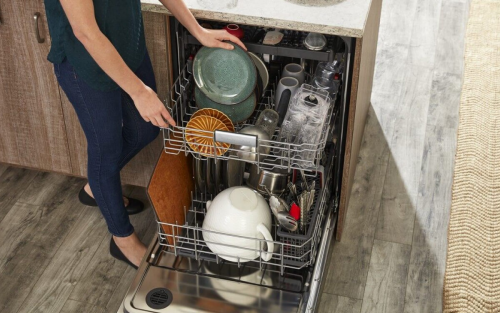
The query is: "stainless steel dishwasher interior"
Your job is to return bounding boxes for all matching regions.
[119,19,353,313]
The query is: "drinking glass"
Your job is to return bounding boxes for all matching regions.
[255,109,279,138]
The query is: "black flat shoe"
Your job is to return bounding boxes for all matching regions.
[78,187,145,215]
[109,237,138,270]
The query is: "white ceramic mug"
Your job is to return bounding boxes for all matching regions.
[202,187,274,262]
[282,63,305,85]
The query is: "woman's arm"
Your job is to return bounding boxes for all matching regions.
[159,0,246,50]
[60,0,175,127]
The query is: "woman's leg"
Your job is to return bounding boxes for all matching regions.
[118,52,160,170]
[112,53,159,265]
[54,59,144,265]
[83,53,159,201]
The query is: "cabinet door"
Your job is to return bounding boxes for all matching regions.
[0,0,71,173]
[60,12,172,187]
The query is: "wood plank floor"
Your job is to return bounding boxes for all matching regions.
[320,0,469,312]
[0,167,157,313]
[0,0,469,312]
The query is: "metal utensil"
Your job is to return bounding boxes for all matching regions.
[267,188,297,231]
[278,212,298,232]
[288,182,299,203]
[299,170,311,192]
[297,184,316,234]
[269,196,280,218]
[269,195,289,217]
[298,192,310,233]
[307,190,315,220]
[311,180,316,190]
[299,195,306,232]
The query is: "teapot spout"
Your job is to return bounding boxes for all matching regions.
[206,200,212,211]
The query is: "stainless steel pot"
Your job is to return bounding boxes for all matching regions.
[194,158,207,193]
[247,164,289,194]
[223,157,245,188]
[206,158,223,195]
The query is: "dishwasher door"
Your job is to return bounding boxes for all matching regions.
[122,266,301,313]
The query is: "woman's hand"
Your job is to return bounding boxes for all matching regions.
[194,28,247,51]
[132,85,176,128]
[159,0,246,50]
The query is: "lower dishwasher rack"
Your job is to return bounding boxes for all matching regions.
[119,206,337,313]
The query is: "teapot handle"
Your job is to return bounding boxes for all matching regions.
[206,200,212,211]
[256,223,274,261]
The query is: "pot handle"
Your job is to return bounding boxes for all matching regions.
[256,223,274,261]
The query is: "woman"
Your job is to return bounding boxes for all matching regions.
[44,0,245,269]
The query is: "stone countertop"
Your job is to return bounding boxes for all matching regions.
[141,0,374,38]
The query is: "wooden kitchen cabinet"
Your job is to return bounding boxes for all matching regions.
[60,11,171,187]
[0,3,170,187]
[0,0,72,173]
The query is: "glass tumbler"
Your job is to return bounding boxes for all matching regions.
[255,109,280,138]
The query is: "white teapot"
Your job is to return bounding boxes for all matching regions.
[202,187,274,262]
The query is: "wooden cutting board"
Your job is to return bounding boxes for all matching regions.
[148,144,194,246]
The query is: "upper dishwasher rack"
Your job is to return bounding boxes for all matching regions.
[162,63,336,172]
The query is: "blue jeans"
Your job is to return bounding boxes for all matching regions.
[54,53,159,237]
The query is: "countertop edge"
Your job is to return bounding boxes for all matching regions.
[359,0,374,38]
[141,3,365,38]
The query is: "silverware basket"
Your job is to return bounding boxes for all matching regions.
[278,144,336,267]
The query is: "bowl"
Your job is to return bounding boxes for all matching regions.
[202,187,274,262]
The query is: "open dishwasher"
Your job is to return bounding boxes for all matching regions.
[120,19,354,313]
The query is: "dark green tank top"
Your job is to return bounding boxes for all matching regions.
[44,0,146,91]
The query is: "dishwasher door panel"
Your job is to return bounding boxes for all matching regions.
[123,266,302,313]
